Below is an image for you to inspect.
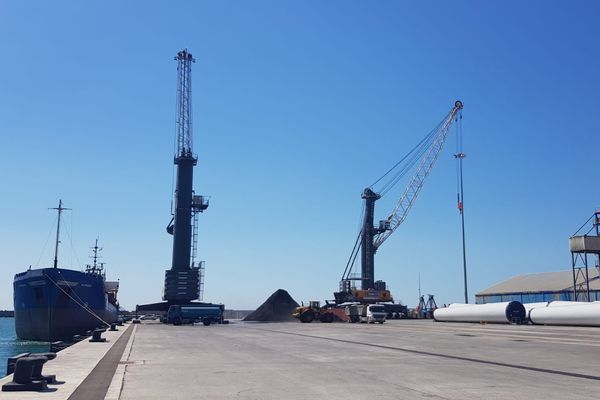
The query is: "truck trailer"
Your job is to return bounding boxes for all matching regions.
[166,304,225,325]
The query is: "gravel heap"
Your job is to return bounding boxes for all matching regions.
[243,289,299,322]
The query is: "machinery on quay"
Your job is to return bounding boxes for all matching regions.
[334,101,464,305]
[292,301,336,323]
[415,294,438,319]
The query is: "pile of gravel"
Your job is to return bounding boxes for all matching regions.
[243,289,299,322]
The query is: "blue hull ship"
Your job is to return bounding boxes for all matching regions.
[13,201,119,342]
[13,268,118,341]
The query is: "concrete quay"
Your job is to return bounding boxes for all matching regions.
[0,323,133,399]
[118,320,600,400]
[3,320,600,399]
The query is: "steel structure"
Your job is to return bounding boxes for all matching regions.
[336,101,463,303]
[163,49,209,303]
[569,211,600,301]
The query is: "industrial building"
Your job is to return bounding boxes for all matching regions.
[475,269,600,303]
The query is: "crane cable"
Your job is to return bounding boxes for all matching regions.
[341,231,361,280]
[342,206,366,280]
[369,117,447,198]
[44,271,111,328]
[344,113,448,279]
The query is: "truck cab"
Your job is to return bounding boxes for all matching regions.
[360,304,387,324]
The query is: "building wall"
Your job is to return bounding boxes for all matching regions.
[475,291,600,304]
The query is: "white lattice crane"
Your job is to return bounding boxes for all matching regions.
[335,101,463,304]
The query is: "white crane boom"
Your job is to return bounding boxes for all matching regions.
[373,100,463,248]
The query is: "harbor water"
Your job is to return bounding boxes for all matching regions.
[0,317,49,378]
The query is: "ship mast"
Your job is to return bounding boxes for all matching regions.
[88,237,103,274]
[50,199,70,269]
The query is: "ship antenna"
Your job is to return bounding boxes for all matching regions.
[91,237,102,270]
[49,199,71,269]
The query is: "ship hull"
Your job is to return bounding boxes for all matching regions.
[14,268,118,341]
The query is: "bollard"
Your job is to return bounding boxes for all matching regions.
[6,353,30,376]
[89,329,107,343]
[110,323,118,331]
[30,353,57,384]
[2,356,48,392]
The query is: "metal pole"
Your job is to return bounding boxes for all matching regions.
[456,153,468,303]
[51,200,68,269]
[596,212,600,293]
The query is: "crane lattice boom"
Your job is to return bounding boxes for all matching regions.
[373,100,463,248]
[175,49,195,157]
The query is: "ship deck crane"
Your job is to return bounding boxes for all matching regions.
[334,101,463,304]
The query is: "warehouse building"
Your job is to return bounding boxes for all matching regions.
[475,268,600,304]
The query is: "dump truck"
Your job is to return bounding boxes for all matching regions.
[292,301,335,323]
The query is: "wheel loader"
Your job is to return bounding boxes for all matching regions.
[292,301,335,323]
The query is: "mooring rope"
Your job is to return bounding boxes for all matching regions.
[44,271,111,328]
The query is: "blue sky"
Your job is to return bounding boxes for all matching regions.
[1,1,599,310]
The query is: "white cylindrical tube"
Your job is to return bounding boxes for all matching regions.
[523,302,549,320]
[433,301,526,324]
[529,302,600,326]
[547,301,589,307]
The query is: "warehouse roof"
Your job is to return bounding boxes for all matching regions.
[476,268,600,295]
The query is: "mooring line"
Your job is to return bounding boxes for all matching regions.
[249,326,600,382]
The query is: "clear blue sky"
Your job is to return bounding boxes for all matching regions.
[1,1,599,310]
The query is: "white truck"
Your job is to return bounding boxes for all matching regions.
[359,304,387,324]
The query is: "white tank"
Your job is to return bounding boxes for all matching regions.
[529,302,600,326]
[433,301,526,324]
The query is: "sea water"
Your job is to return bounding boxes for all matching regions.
[0,317,49,378]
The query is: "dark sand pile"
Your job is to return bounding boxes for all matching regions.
[243,289,299,322]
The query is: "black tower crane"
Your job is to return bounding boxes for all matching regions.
[335,101,463,304]
[163,49,209,303]
[137,49,210,313]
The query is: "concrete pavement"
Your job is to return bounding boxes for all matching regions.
[117,320,600,400]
